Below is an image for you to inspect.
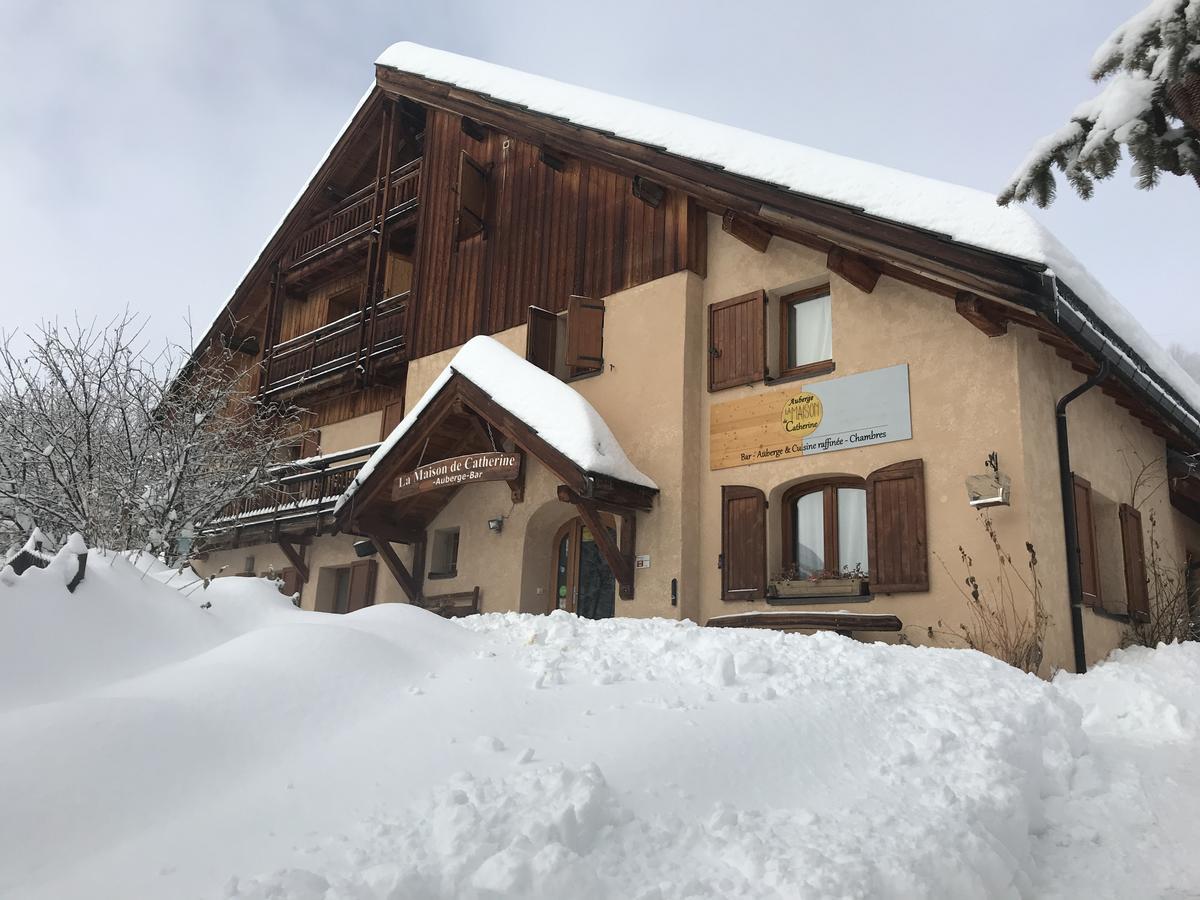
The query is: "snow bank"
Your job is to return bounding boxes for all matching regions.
[376,42,1200,416]
[337,335,655,513]
[2,558,1199,898]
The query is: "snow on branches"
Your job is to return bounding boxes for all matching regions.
[1000,0,1200,207]
[0,313,306,560]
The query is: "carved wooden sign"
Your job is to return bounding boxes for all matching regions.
[392,452,522,500]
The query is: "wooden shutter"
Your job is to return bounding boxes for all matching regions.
[1119,503,1150,622]
[1072,475,1101,608]
[456,150,487,241]
[708,290,766,392]
[278,567,302,601]
[565,295,605,371]
[866,459,929,592]
[347,559,377,613]
[380,401,405,440]
[526,305,558,373]
[721,485,767,600]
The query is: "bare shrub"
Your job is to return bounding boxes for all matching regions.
[928,514,1050,675]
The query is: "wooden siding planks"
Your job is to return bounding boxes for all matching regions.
[411,110,700,359]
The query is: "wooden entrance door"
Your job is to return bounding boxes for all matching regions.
[551,516,616,619]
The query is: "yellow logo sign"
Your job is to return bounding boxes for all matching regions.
[781,392,823,437]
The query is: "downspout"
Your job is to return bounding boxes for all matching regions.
[1055,359,1110,674]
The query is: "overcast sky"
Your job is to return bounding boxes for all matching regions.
[1,0,1195,355]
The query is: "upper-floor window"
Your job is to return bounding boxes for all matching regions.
[707,283,835,392]
[780,286,833,379]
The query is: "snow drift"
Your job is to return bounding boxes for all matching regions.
[1,549,1199,898]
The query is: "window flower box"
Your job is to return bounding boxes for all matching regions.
[771,577,866,599]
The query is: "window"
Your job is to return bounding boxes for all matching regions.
[782,479,867,581]
[526,297,606,380]
[318,559,376,614]
[708,284,836,392]
[429,527,460,578]
[325,289,359,326]
[456,150,487,241]
[720,460,928,606]
[779,286,834,379]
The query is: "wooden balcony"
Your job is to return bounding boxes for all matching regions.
[263,292,409,398]
[209,448,375,533]
[287,159,421,268]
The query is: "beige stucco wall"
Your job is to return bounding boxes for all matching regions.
[691,215,1039,658]
[319,411,383,455]
[1015,331,1200,670]
[403,270,701,618]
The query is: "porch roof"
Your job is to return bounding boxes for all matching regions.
[333,336,656,538]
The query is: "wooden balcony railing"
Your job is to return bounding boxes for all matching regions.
[263,292,409,397]
[212,456,368,527]
[288,159,421,266]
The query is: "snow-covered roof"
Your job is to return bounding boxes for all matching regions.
[376,42,1200,420]
[335,336,657,514]
[4,528,55,567]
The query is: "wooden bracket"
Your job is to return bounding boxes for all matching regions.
[955,291,1008,337]
[722,210,771,253]
[508,452,526,503]
[827,246,881,294]
[277,538,309,583]
[559,487,636,599]
[370,534,422,604]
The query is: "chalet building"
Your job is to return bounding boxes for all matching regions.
[194,43,1200,673]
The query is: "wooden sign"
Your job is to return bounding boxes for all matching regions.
[710,365,911,470]
[392,452,522,500]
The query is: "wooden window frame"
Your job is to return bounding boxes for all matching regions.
[781,477,867,579]
[428,527,461,580]
[778,285,835,381]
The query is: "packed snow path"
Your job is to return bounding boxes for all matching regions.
[1,552,1198,898]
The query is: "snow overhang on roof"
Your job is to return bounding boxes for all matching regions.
[335,336,656,518]
[375,42,1200,434]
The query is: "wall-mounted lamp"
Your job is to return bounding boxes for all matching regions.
[353,539,378,558]
[965,452,1011,509]
[487,517,504,534]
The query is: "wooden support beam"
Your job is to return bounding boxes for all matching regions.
[721,210,771,253]
[370,534,422,604]
[955,291,1008,337]
[556,485,647,516]
[570,495,635,600]
[588,476,657,511]
[508,452,526,503]
[827,246,881,294]
[278,538,309,583]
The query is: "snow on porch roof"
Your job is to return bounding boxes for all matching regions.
[334,336,657,514]
[376,42,1200,418]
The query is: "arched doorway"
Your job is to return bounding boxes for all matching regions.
[550,515,616,619]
